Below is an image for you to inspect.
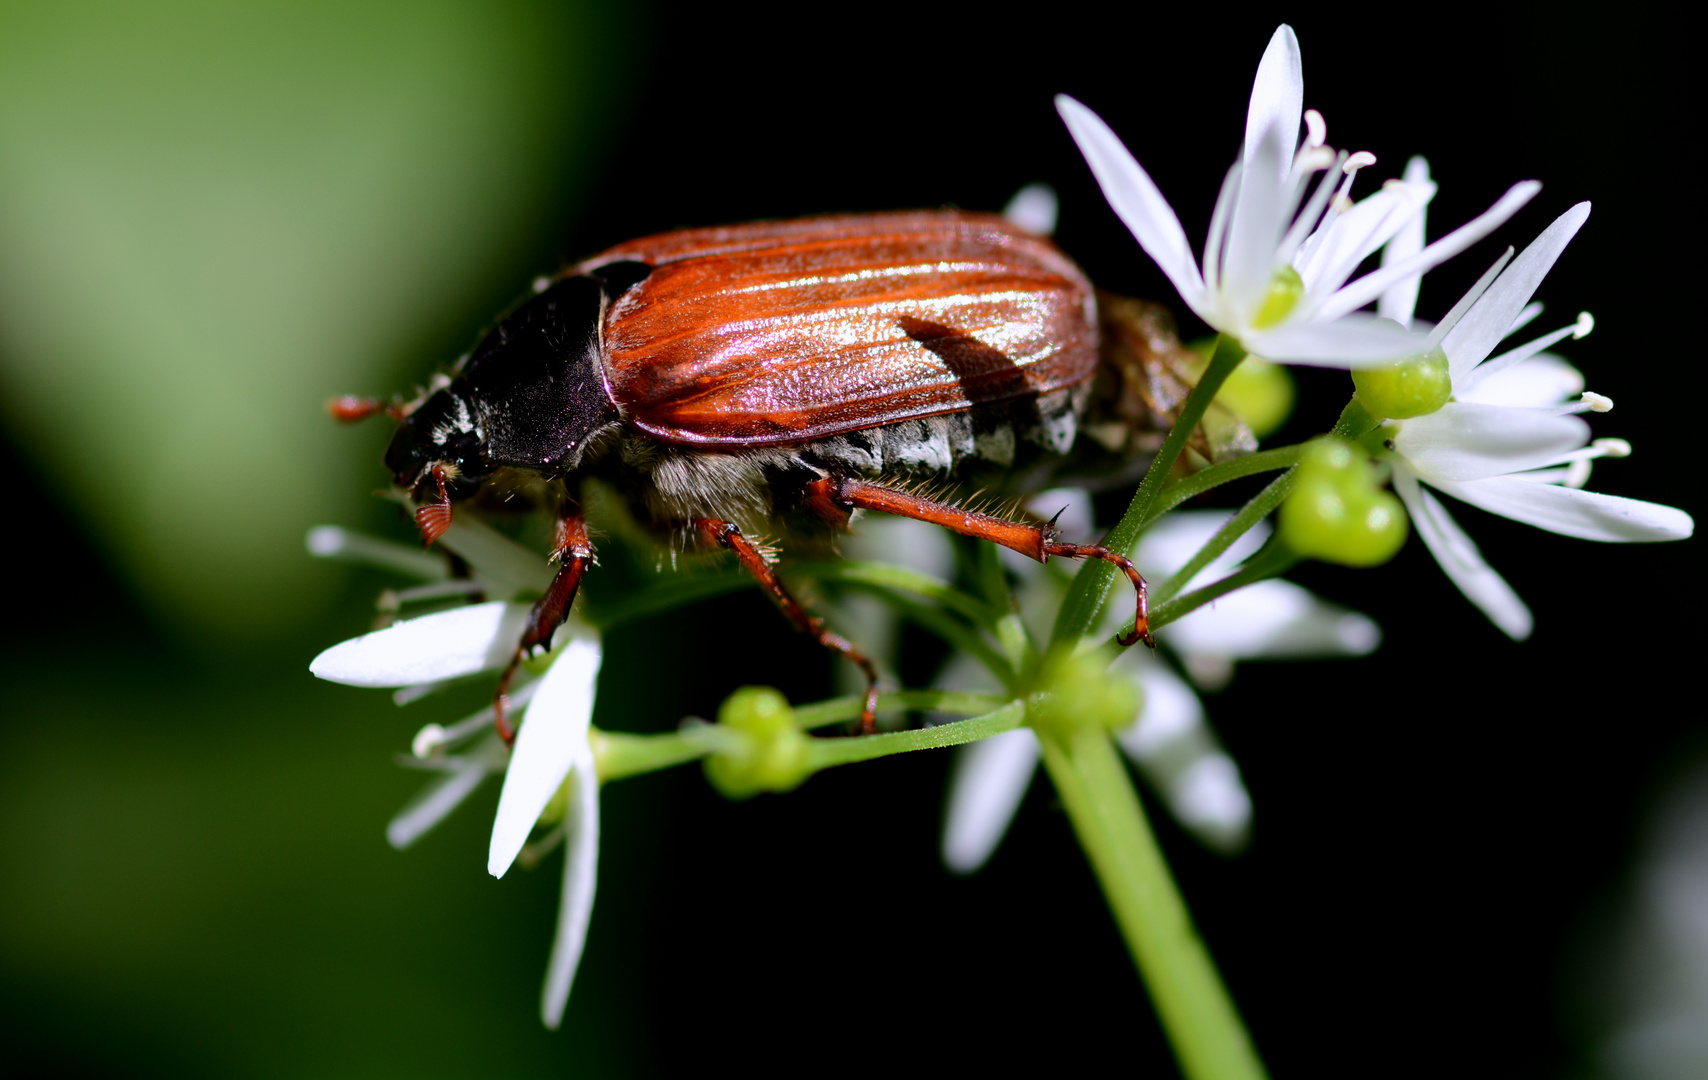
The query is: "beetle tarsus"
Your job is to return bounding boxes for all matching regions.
[490,510,595,746]
[414,466,453,547]
[695,517,881,734]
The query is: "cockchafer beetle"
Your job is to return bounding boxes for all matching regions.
[334,209,1250,739]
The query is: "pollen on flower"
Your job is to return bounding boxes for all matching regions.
[1303,108,1327,147]
[1573,311,1595,339]
[1343,150,1377,174]
[1582,391,1614,412]
[1593,437,1632,457]
[413,723,448,758]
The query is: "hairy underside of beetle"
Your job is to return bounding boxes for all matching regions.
[540,294,1250,557]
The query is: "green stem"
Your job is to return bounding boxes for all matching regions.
[592,727,710,783]
[1038,727,1267,1080]
[791,689,1008,729]
[1148,543,1302,633]
[794,560,1001,625]
[1051,335,1249,647]
[1153,473,1294,608]
[1150,446,1302,522]
[1151,396,1383,610]
[802,701,1025,769]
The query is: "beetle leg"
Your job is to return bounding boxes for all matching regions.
[492,511,594,746]
[325,395,403,423]
[692,518,881,734]
[414,465,454,547]
[807,476,1153,648]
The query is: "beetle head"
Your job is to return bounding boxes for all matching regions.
[384,386,491,502]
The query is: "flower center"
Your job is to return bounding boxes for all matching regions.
[1250,265,1304,329]
[1351,346,1452,420]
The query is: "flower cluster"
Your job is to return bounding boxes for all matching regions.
[306,22,1691,1065]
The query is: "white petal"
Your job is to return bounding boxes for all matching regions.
[1441,203,1591,381]
[541,747,599,1029]
[1394,470,1532,639]
[1431,476,1695,542]
[1245,26,1303,187]
[940,728,1041,874]
[489,628,603,878]
[387,756,492,851]
[1056,96,1207,314]
[441,516,555,598]
[1245,312,1424,367]
[1167,579,1381,660]
[1167,754,1253,844]
[1313,181,1541,323]
[1377,157,1432,326]
[1223,120,1289,322]
[1002,182,1058,236]
[1394,403,1588,483]
[1456,353,1583,407]
[1116,660,1204,758]
[305,525,449,581]
[310,601,532,687]
[1300,179,1435,304]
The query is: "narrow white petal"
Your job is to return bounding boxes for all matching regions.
[387,755,493,850]
[1116,661,1204,759]
[941,728,1041,874]
[1314,182,1541,322]
[1301,181,1435,305]
[1245,313,1424,367]
[1056,96,1207,313]
[1202,163,1240,293]
[1377,157,1432,327]
[305,526,449,581]
[1440,203,1590,380]
[1456,323,1583,397]
[1394,403,1588,483]
[489,629,603,878]
[1394,470,1533,640]
[1167,579,1381,659]
[441,516,554,598]
[310,601,532,687]
[1245,25,1303,185]
[1002,182,1058,236]
[1457,353,1584,407]
[1432,476,1695,542]
[1223,121,1289,321]
[1167,754,1253,842]
[541,748,600,1029]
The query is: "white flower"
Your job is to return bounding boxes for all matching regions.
[940,507,1380,872]
[308,527,603,1029]
[1376,205,1695,638]
[1056,25,1540,368]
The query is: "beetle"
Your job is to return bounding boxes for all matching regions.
[337,209,1242,739]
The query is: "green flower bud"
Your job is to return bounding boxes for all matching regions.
[1029,647,1141,738]
[1250,265,1304,329]
[1351,346,1452,420]
[1215,356,1296,438]
[704,686,811,800]
[1279,438,1408,567]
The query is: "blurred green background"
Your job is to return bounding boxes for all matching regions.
[0,2,1699,1076]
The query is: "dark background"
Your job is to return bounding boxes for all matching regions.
[0,2,1697,1076]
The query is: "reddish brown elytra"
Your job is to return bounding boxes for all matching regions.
[346,210,1227,740]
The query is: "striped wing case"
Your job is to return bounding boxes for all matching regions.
[579,211,1099,448]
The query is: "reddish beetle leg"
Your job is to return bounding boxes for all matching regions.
[808,476,1153,648]
[493,511,594,746]
[694,518,882,734]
